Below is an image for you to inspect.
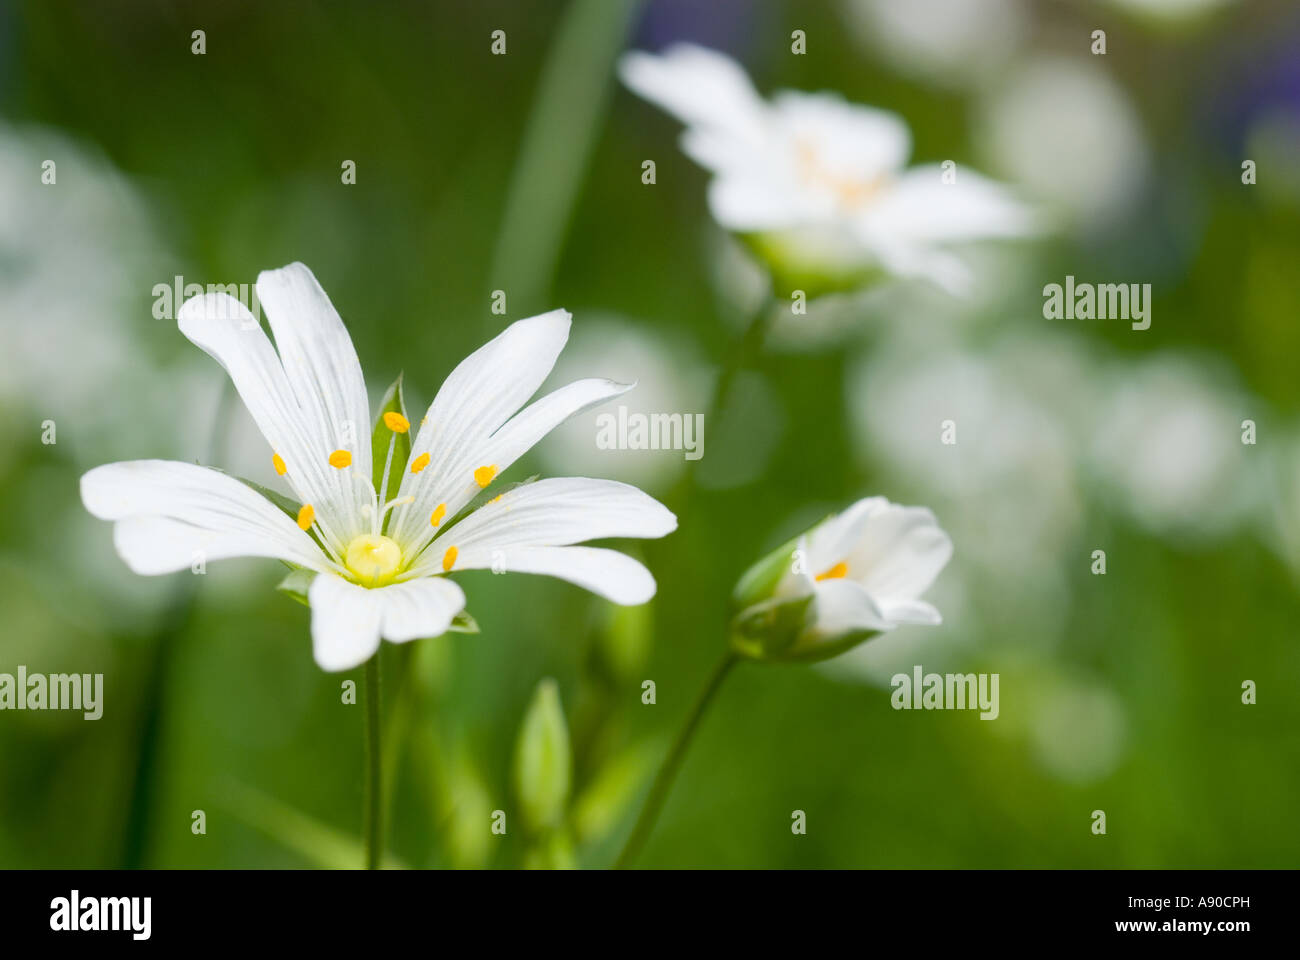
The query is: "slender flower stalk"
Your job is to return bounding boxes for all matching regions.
[617,497,953,867]
[615,651,737,869]
[363,655,383,870]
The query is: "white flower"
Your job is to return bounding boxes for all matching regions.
[81,263,677,672]
[731,497,952,662]
[619,43,1037,294]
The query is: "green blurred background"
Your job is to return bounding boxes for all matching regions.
[2,0,1299,868]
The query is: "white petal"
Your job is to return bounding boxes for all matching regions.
[449,545,657,606]
[391,376,630,551]
[804,497,889,571]
[177,291,357,550]
[389,311,571,544]
[879,598,943,626]
[848,505,954,604]
[770,91,912,181]
[809,578,890,636]
[707,172,811,232]
[853,231,974,295]
[619,44,769,161]
[862,165,1039,243]
[373,576,466,643]
[81,460,332,575]
[256,262,372,538]
[309,574,383,672]
[406,477,675,577]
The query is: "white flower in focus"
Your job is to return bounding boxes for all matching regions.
[81,263,677,671]
[731,497,952,662]
[619,44,1038,294]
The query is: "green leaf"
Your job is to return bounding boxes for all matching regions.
[513,678,572,834]
[276,568,316,607]
[372,372,412,507]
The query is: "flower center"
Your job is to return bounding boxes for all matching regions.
[794,140,884,212]
[344,534,403,587]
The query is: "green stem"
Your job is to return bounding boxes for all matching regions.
[673,289,776,519]
[363,654,383,869]
[706,290,776,433]
[615,651,738,869]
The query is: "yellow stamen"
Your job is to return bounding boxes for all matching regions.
[296,504,315,531]
[383,411,410,433]
[473,464,497,488]
[409,452,431,474]
[430,503,447,526]
[329,449,352,469]
[442,545,458,571]
[489,494,503,505]
[272,453,287,476]
[815,561,849,582]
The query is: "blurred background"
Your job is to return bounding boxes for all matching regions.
[2,0,1299,868]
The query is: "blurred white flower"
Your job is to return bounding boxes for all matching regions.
[620,43,1039,295]
[1106,0,1237,24]
[847,334,1094,651]
[1088,355,1257,538]
[82,263,676,671]
[842,0,1027,88]
[731,497,952,663]
[978,56,1150,233]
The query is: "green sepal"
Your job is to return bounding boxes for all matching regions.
[276,568,316,607]
[372,372,412,506]
[730,533,801,612]
[220,470,301,522]
[447,611,480,634]
[728,591,815,662]
[767,627,882,665]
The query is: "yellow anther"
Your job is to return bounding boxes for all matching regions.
[383,411,410,433]
[272,453,287,476]
[815,561,849,582]
[329,449,352,469]
[430,503,447,526]
[410,452,431,474]
[474,464,497,488]
[442,545,458,571]
[489,494,503,505]
[296,504,315,531]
